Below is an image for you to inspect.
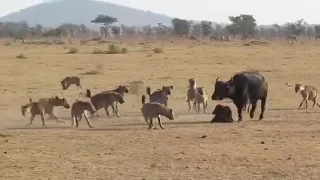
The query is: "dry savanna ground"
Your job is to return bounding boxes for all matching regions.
[1,39,320,180]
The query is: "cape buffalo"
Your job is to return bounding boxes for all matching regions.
[211,71,268,122]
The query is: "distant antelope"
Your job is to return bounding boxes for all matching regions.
[287,35,298,44]
[315,35,320,40]
[295,83,320,110]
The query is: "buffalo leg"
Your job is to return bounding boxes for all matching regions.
[249,100,258,119]
[235,103,244,122]
[259,96,267,120]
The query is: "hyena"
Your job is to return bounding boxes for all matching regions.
[101,85,129,114]
[141,95,175,130]
[186,78,208,113]
[21,96,70,125]
[86,89,125,117]
[71,100,98,128]
[287,34,298,44]
[146,85,173,107]
[295,83,320,110]
[61,76,82,90]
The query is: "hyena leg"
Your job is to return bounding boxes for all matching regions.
[203,101,207,113]
[83,113,93,128]
[112,103,119,116]
[29,114,36,125]
[298,98,307,109]
[75,116,79,128]
[111,104,120,117]
[197,102,201,114]
[40,112,45,126]
[187,100,192,111]
[77,82,82,89]
[148,118,154,130]
[71,115,75,126]
[144,117,149,127]
[312,97,317,108]
[193,101,197,111]
[305,100,308,111]
[103,105,111,117]
[157,116,164,129]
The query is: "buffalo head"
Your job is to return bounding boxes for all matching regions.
[211,77,234,100]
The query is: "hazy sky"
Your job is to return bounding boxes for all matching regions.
[0,0,318,25]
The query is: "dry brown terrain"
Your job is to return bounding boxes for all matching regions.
[1,39,320,180]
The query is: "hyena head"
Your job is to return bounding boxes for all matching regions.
[188,78,196,88]
[295,84,305,93]
[116,85,129,94]
[162,85,174,96]
[166,108,175,120]
[114,93,125,104]
[51,96,70,109]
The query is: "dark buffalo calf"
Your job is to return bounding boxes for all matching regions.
[211,104,233,123]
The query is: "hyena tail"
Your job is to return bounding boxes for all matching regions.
[21,103,32,117]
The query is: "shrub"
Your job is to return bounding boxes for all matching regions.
[16,53,26,59]
[153,47,163,53]
[66,47,79,54]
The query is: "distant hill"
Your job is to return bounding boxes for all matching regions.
[0,0,173,28]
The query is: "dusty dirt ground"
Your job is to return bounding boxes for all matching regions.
[1,39,320,180]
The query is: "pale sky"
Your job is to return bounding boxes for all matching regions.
[0,0,318,25]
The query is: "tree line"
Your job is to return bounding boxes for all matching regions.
[1,14,320,39]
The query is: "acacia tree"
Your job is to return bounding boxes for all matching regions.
[111,26,120,37]
[200,21,213,36]
[171,18,190,37]
[226,14,257,38]
[91,15,117,37]
[285,19,306,36]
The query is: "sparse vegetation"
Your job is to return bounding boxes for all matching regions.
[153,47,163,53]
[66,47,79,54]
[16,53,26,59]
[2,3,320,179]
[4,41,11,46]
[80,64,104,75]
[91,44,128,54]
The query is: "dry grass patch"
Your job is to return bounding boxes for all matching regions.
[153,47,163,53]
[80,64,104,75]
[91,44,128,54]
[16,53,26,59]
[66,47,79,54]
